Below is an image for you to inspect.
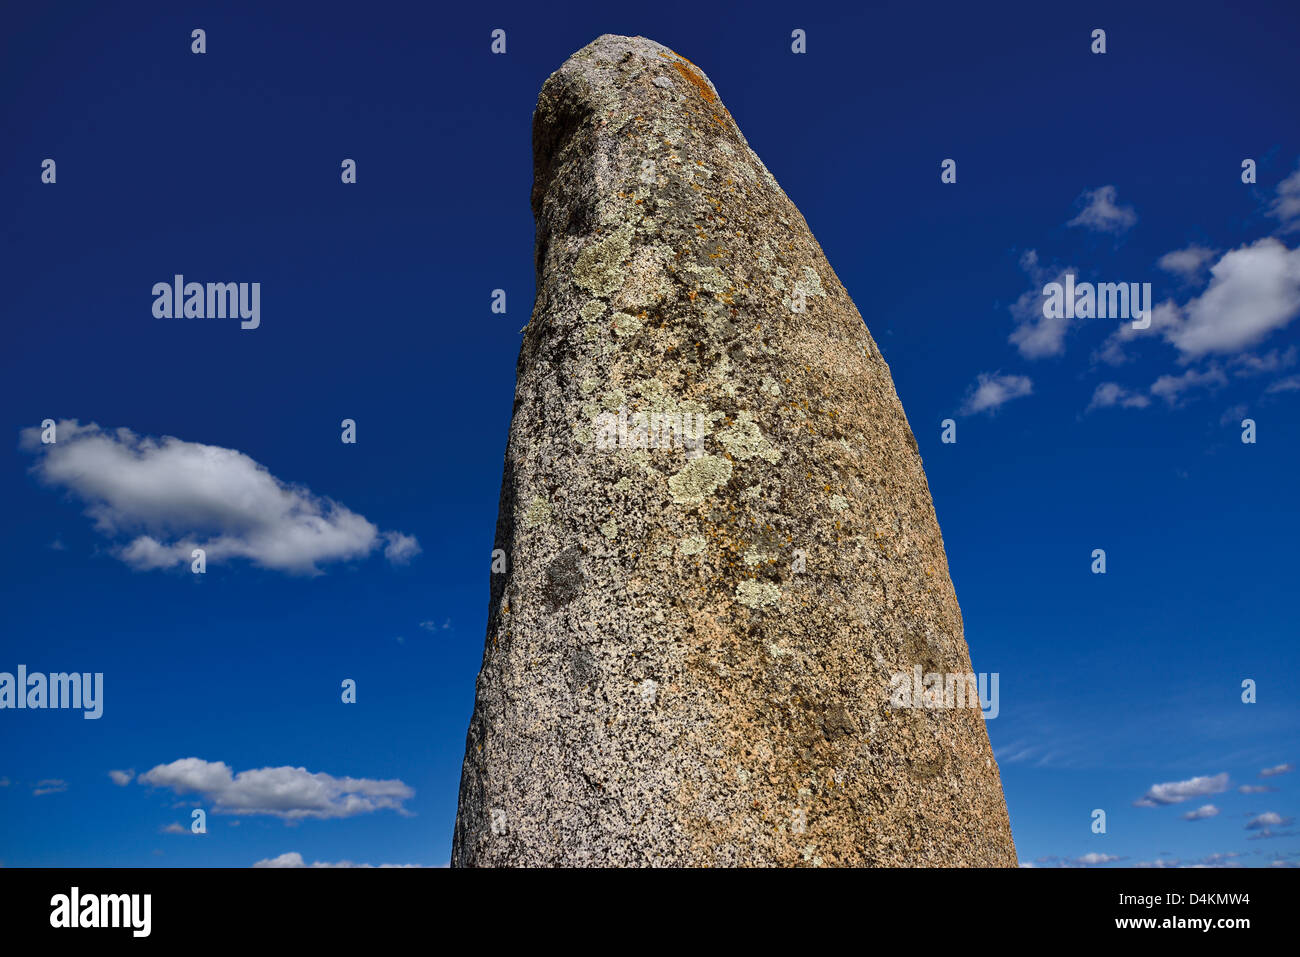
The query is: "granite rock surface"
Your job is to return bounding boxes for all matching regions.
[452,34,1017,867]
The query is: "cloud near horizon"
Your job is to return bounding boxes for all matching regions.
[252,851,425,868]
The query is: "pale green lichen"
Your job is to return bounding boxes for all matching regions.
[828,494,849,512]
[580,377,600,395]
[523,496,552,529]
[600,519,618,540]
[736,579,780,609]
[668,454,733,505]
[612,311,644,337]
[626,448,663,480]
[580,300,607,323]
[614,476,633,492]
[679,534,707,556]
[718,411,781,463]
[760,375,782,397]
[601,389,626,412]
[634,378,716,421]
[682,262,731,298]
[574,224,634,298]
[742,548,770,566]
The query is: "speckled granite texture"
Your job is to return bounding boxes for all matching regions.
[452,35,1017,867]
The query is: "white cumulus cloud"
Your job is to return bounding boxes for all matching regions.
[138,758,413,820]
[19,420,417,575]
[1163,239,1300,358]
[1095,240,1300,365]
[1134,772,1229,807]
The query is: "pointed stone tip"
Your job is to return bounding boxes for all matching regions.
[571,34,681,62]
[531,34,735,217]
[549,34,723,106]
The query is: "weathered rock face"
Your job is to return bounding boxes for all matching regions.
[452,35,1016,867]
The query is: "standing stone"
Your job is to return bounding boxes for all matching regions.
[453,35,1016,867]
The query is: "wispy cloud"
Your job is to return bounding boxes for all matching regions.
[1230,347,1296,376]
[1149,365,1228,407]
[1028,852,1126,868]
[1087,382,1151,412]
[960,372,1033,415]
[1181,804,1219,821]
[108,769,134,787]
[1268,162,1300,232]
[252,851,424,868]
[1158,244,1217,280]
[1067,185,1137,234]
[1259,763,1294,778]
[1008,250,1078,359]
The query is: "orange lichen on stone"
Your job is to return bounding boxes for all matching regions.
[659,52,716,103]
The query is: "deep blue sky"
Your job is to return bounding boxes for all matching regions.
[2,0,1297,868]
